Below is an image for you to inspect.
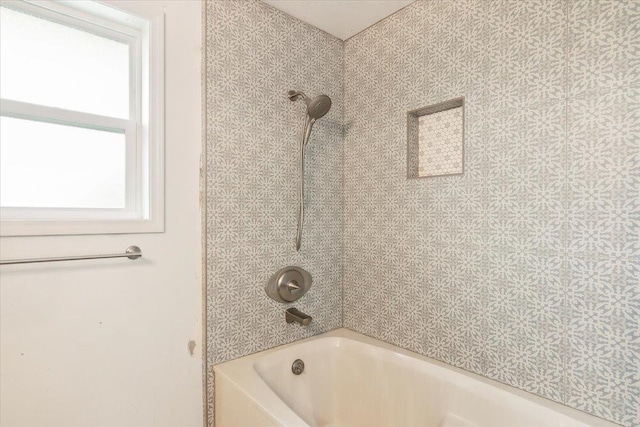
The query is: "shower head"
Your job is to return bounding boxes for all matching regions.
[288,90,332,120]
[305,95,332,120]
[288,89,334,251]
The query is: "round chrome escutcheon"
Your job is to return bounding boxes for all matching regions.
[265,266,312,303]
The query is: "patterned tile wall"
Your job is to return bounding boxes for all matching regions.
[204,0,343,424]
[343,1,639,426]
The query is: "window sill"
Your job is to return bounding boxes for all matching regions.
[0,218,164,237]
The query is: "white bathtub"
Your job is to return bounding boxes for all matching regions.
[214,328,619,427]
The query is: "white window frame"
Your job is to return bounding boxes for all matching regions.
[0,0,164,236]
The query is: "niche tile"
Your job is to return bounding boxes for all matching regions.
[408,98,464,178]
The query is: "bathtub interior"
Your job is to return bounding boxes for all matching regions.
[252,336,599,427]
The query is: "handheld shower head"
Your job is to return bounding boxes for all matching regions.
[305,95,332,120]
[288,90,332,120]
[288,89,333,251]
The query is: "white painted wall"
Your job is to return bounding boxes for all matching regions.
[0,1,203,426]
[262,0,416,40]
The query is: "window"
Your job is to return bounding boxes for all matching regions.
[0,1,164,236]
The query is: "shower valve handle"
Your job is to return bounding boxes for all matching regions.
[287,280,300,291]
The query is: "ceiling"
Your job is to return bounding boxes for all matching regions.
[261,0,417,40]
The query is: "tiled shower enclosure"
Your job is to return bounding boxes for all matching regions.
[204,0,344,422]
[204,1,640,426]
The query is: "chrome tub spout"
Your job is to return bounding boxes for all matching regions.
[285,308,312,326]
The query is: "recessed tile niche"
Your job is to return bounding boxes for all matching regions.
[407,97,464,178]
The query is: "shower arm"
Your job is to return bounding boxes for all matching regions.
[296,115,315,251]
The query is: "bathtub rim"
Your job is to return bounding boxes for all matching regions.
[213,327,622,427]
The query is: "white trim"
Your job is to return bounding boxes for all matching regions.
[1,1,141,43]
[4,0,147,37]
[1,207,139,221]
[0,0,165,236]
[145,14,165,227]
[0,100,132,133]
[0,219,164,237]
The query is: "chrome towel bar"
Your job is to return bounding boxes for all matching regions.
[0,245,142,265]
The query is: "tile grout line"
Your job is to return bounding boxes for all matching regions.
[480,0,490,376]
[201,1,209,425]
[562,0,571,408]
[202,2,214,425]
[341,39,346,331]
